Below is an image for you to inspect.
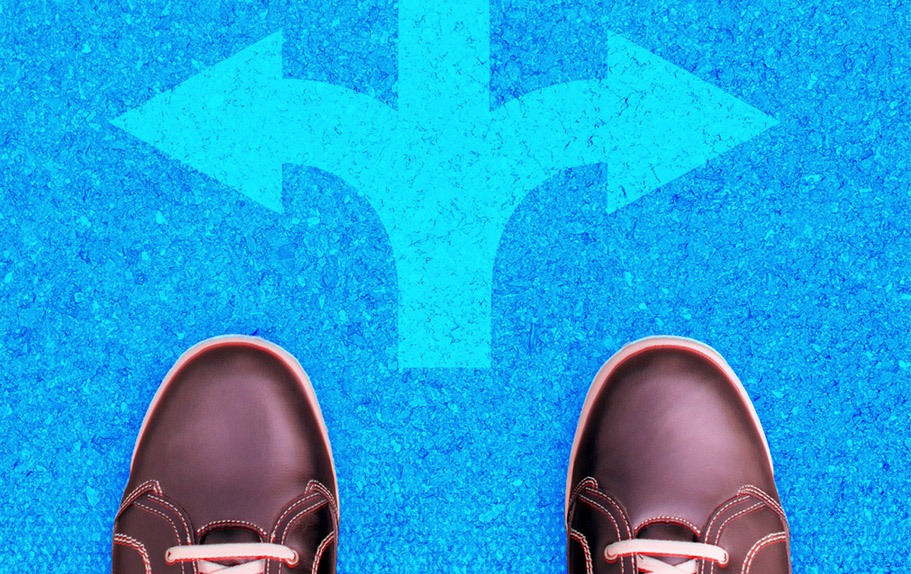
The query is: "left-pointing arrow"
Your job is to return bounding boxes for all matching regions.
[113,31,397,214]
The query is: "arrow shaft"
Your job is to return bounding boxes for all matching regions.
[390,203,501,368]
[397,0,490,123]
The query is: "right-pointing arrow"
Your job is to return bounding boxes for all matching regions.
[488,31,779,211]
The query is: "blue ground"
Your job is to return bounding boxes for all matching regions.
[1,1,908,572]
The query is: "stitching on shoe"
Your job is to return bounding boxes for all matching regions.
[580,495,624,539]
[265,481,339,574]
[267,497,330,574]
[635,515,702,538]
[569,478,635,573]
[566,477,599,532]
[704,489,789,574]
[739,485,787,521]
[197,520,269,541]
[579,494,626,574]
[311,531,335,574]
[280,500,329,545]
[711,502,765,545]
[706,501,767,574]
[738,486,791,572]
[700,495,751,574]
[703,495,750,542]
[117,480,163,518]
[271,493,321,539]
[568,529,594,574]
[570,477,598,505]
[113,533,152,574]
[134,502,187,574]
[135,502,182,543]
[741,532,787,574]
[148,495,194,544]
[306,480,340,529]
[147,495,199,574]
[583,488,632,538]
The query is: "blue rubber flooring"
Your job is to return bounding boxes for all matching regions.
[1,1,908,572]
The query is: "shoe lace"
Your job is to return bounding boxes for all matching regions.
[605,539,729,574]
[165,543,299,574]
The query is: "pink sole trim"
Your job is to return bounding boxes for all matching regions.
[130,335,339,513]
[564,336,774,519]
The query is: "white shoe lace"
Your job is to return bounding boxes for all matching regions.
[605,539,729,574]
[165,543,299,574]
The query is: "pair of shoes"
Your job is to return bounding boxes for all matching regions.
[111,335,791,573]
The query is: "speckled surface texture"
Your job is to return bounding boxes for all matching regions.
[1,1,908,572]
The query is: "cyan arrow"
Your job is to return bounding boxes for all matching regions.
[114,1,777,368]
[113,31,397,213]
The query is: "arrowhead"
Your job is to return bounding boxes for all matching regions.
[112,32,287,213]
[600,31,778,210]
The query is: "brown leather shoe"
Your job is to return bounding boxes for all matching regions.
[566,337,791,574]
[112,336,339,574]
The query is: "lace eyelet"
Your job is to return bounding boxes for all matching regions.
[603,546,619,563]
[718,550,729,567]
[288,550,300,567]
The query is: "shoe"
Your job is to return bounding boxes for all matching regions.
[112,336,339,574]
[565,337,791,574]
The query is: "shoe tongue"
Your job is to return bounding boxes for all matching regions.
[201,527,261,545]
[638,524,696,566]
[200,527,262,567]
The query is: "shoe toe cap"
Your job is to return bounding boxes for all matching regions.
[128,341,335,530]
[573,345,778,531]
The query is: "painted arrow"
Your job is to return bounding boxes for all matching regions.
[113,1,777,368]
